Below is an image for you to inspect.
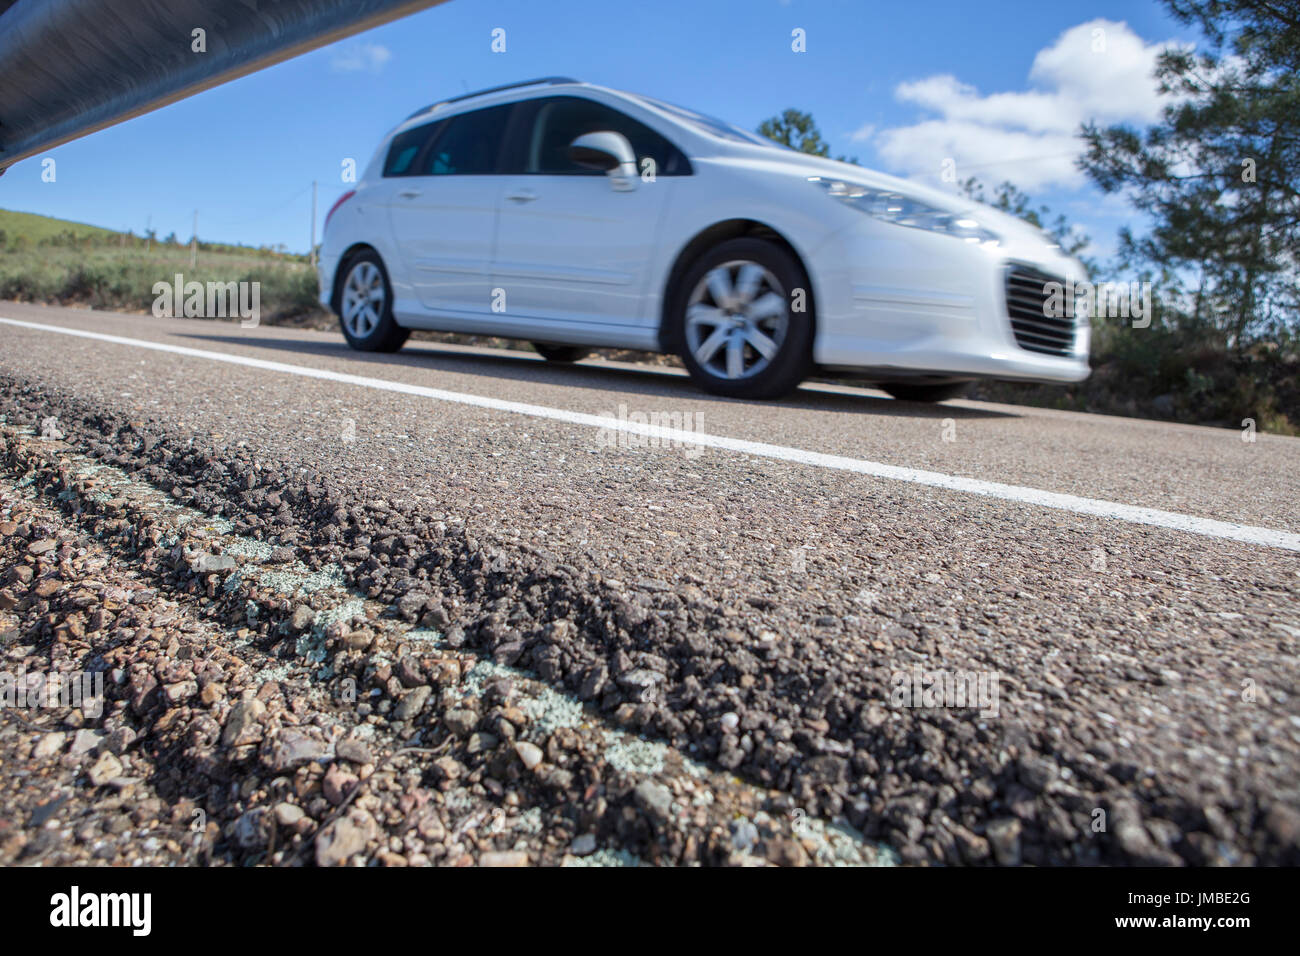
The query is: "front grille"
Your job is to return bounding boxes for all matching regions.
[1005,266,1076,357]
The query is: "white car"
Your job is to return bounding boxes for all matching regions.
[319,77,1089,400]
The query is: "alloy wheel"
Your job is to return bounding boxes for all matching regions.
[342,260,385,339]
[684,260,789,380]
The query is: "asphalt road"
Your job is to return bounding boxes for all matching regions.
[2,300,1298,866]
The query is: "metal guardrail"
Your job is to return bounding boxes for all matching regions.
[0,0,449,173]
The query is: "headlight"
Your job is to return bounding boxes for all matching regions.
[809,177,1000,245]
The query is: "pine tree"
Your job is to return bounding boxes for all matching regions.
[1078,0,1300,349]
[757,109,859,164]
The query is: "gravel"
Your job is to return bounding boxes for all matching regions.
[0,419,891,866]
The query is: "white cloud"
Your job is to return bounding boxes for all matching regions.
[849,122,876,143]
[330,43,392,74]
[873,20,1180,191]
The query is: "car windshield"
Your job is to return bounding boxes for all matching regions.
[632,95,775,147]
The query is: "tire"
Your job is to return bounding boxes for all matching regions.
[670,237,812,399]
[532,343,590,363]
[336,250,409,353]
[881,382,972,403]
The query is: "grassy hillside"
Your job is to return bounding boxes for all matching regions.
[0,207,327,324]
[0,208,117,245]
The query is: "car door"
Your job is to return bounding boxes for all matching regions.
[386,103,513,315]
[491,96,685,329]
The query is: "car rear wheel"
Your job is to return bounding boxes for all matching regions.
[671,238,812,399]
[532,343,590,363]
[881,382,971,403]
[337,251,409,353]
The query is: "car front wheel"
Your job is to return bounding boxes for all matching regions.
[671,238,812,399]
[337,251,409,353]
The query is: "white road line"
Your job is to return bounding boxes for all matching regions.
[4,314,1298,553]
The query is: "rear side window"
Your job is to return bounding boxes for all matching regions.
[383,121,440,177]
[420,104,514,175]
[514,96,690,176]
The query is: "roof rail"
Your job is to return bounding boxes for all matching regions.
[406,76,580,119]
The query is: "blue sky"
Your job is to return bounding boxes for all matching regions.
[0,0,1199,262]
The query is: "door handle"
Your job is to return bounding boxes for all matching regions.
[397,189,423,199]
[506,189,538,203]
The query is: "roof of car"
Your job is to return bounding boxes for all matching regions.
[404,76,585,120]
[386,78,773,154]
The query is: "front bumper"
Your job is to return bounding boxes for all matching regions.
[810,223,1091,384]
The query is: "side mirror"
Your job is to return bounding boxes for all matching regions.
[568,131,637,190]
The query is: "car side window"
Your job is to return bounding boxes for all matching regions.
[522,96,690,177]
[418,104,513,175]
[383,121,441,177]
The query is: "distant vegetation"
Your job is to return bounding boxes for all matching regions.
[756,108,859,165]
[0,208,325,325]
